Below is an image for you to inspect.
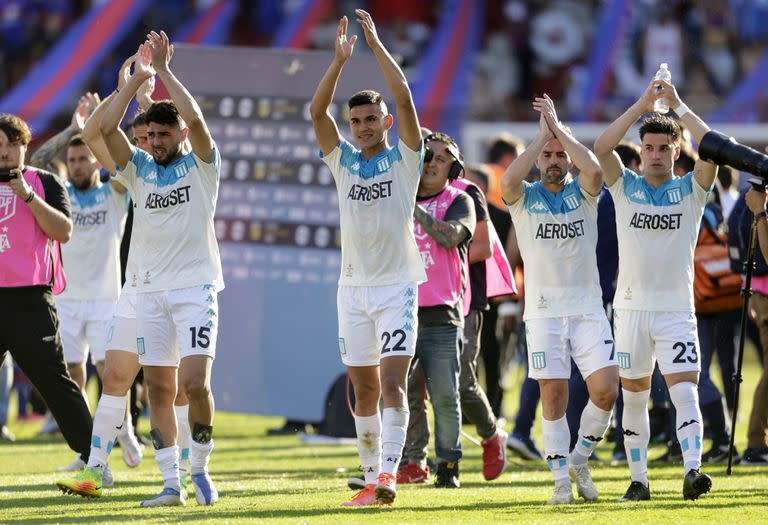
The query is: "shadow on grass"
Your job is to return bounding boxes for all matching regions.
[5,496,767,525]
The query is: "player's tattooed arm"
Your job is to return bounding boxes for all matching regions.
[414,204,469,248]
[30,97,90,173]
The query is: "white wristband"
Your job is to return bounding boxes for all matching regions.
[675,103,690,118]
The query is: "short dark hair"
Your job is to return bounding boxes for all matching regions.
[132,110,148,127]
[348,90,385,110]
[425,132,460,152]
[145,100,183,127]
[487,133,523,164]
[0,113,31,145]
[638,114,680,143]
[615,141,641,167]
[67,134,87,149]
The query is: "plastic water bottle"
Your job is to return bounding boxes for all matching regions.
[653,63,671,114]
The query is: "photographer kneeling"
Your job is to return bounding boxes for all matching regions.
[0,113,93,464]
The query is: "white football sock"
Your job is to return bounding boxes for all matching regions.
[542,415,571,482]
[669,382,703,472]
[87,394,127,468]
[354,413,382,485]
[571,400,612,466]
[381,407,409,476]
[189,439,214,476]
[154,445,180,492]
[622,389,651,485]
[174,404,191,478]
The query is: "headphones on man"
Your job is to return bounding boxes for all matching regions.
[424,133,465,180]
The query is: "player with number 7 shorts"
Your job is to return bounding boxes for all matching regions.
[501,95,619,505]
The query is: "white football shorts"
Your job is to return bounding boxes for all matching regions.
[107,291,137,354]
[613,309,700,379]
[337,282,418,367]
[136,285,219,367]
[525,312,616,380]
[57,298,115,364]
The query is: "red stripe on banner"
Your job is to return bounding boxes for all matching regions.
[288,0,333,49]
[186,0,227,44]
[19,1,136,120]
[421,0,471,131]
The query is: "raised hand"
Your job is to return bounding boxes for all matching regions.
[147,30,173,70]
[134,41,155,80]
[656,80,684,112]
[80,92,100,117]
[117,53,137,91]
[537,111,554,141]
[533,94,560,132]
[71,96,89,131]
[335,16,357,62]
[355,9,381,49]
[637,79,665,113]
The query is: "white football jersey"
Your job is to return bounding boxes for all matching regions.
[113,145,224,293]
[321,138,426,286]
[507,177,603,320]
[58,180,128,301]
[608,168,710,312]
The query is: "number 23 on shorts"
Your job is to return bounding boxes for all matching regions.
[672,341,698,364]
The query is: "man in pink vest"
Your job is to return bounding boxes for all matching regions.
[399,135,513,487]
[0,113,93,466]
[409,132,477,488]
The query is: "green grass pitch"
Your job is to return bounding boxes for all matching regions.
[1,351,766,524]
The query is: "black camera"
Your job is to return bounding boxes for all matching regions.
[0,168,17,183]
[699,130,768,181]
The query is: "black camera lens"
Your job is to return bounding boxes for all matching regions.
[699,130,768,181]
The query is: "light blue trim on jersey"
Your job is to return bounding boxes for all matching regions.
[320,138,404,180]
[189,144,222,179]
[523,177,584,215]
[131,146,197,188]
[622,167,694,206]
[407,139,426,175]
[66,180,112,209]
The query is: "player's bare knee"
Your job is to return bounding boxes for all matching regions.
[590,386,618,411]
[380,374,405,402]
[539,379,568,412]
[352,381,380,409]
[183,376,211,401]
[102,366,133,395]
